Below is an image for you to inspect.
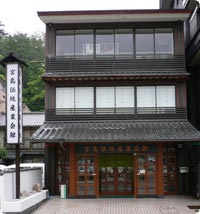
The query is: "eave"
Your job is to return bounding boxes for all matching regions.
[38,9,191,24]
[42,73,189,82]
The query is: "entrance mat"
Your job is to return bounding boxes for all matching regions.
[100,195,134,198]
[159,206,180,214]
[188,205,200,209]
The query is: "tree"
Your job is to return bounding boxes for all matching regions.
[0,32,45,111]
[0,21,6,37]
[0,146,7,160]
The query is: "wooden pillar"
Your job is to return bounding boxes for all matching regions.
[69,144,76,197]
[157,143,164,198]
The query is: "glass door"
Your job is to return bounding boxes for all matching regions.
[99,154,133,196]
[135,154,156,196]
[55,147,69,195]
[163,145,177,194]
[77,154,97,196]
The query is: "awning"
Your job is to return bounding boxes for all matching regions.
[30,120,200,143]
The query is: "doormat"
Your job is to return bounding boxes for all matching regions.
[188,205,200,210]
[159,206,180,213]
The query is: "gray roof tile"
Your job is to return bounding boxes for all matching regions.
[0,112,45,127]
[43,71,189,79]
[31,120,200,143]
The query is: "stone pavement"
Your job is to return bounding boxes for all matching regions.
[32,195,200,214]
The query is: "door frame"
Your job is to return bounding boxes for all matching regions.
[99,154,134,196]
[134,153,157,196]
[76,154,98,197]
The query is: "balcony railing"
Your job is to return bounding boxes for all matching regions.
[45,55,185,74]
[45,107,187,121]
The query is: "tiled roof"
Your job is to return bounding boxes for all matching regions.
[31,120,200,143]
[42,71,189,79]
[0,112,45,127]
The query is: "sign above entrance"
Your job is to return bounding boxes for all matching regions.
[76,144,157,154]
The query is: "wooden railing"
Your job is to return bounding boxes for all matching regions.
[45,55,185,74]
[45,107,187,121]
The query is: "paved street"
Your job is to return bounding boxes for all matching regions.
[32,195,200,214]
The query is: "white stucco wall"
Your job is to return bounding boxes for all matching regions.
[0,168,48,213]
[0,168,42,207]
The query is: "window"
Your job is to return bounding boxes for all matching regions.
[115,29,133,56]
[56,30,74,56]
[116,86,134,108]
[136,28,174,58]
[136,29,154,58]
[56,88,74,108]
[56,28,174,58]
[75,87,94,108]
[75,30,94,56]
[136,86,175,109]
[137,86,155,107]
[56,87,94,114]
[96,86,134,113]
[96,87,114,108]
[56,86,175,115]
[95,30,114,56]
[155,28,174,56]
[156,86,175,107]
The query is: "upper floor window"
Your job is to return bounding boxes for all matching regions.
[155,28,174,56]
[136,29,154,58]
[75,30,94,56]
[96,86,135,108]
[115,29,133,56]
[56,30,74,56]
[56,87,94,109]
[136,28,174,58]
[56,28,173,58]
[96,29,114,56]
[56,86,175,113]
[137,86,175,108]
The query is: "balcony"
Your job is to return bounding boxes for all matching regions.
[45,55,185,76]
[45,107,187,121]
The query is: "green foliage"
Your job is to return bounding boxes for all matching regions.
[0,74,5,81]
[0,32,45,111]
[0,146,7,160]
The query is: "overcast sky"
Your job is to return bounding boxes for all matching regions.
[0,0,159,35]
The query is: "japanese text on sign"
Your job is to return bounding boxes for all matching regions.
[76,144,156,154]
[6,64,22,144]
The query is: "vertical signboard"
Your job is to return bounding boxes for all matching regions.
[6,63,22,144]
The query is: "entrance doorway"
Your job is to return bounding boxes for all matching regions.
[135,154,157,196]
[99,154,133,196]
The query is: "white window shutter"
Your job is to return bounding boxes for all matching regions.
[137,86,156,107]
[156,86,175,107]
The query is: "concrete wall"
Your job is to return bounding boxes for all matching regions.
[0,168,48,213]
[0,168,42,206]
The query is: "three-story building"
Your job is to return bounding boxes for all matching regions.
[31,9,200,198]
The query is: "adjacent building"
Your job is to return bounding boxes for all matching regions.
[160,0,200,198]
[0,112,45,164]
[31,8,200,198]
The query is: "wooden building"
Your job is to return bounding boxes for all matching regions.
[31,9,200,198]
[160,0,200,198]
[0,112,45,164]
